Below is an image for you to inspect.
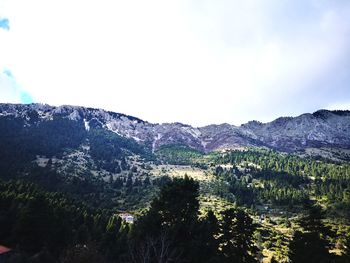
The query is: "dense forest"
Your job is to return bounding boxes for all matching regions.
[0,177,258,262]
[0,176,349,262]
[210,149,350,216]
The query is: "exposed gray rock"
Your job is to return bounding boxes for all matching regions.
[1,103,349,153]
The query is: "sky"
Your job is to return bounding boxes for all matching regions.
[0,0,350,126]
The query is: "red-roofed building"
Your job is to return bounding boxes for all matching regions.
[0,245,11,254]
[0,245,12,262]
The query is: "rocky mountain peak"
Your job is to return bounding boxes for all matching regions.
[1,103,349,153]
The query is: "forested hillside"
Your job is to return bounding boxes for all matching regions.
[0,104,350,262]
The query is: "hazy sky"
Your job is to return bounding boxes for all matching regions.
[0,0,350,126]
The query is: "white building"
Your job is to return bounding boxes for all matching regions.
[119,213,134,223]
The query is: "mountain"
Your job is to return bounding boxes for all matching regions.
[1,103,350,262]
[1,103,349,154]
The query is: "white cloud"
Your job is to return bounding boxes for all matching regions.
[326,102,350,111]
[0,70,27,103]
[0,0,349,125]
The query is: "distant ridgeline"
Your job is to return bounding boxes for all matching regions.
[0,103,350,155]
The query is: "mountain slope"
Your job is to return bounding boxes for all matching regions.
[1,103,349,154]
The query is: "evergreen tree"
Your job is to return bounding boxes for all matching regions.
[195,210,222,263]
[14,195,53,254]
[131,176,200,262]
[219,208,257,263]
[288,204,333,263]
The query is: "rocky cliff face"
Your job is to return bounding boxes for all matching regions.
[1,103,349,153]
[239,111,350,151]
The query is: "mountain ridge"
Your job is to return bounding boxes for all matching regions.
[1,103,350,153]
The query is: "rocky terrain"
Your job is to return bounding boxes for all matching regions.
[1,103,349,154]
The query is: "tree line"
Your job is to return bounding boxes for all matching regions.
[1,176,349,262]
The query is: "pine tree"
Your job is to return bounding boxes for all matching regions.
[288,204,333,263]
[131,176,200,262]
[14,195,53,253]
[219,208,257,263]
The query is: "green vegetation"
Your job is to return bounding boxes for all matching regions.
[0,177,257,262]
[1,175,349,262]
[156,144,204,165]
[206,149,350,214]
[0,115,86,176]
[129,176,259,263]
[288,204,335,263]
[0,179,127,261]
[89,128,152,172]
[0,116,159,211]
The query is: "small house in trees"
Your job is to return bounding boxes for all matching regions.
[118,212,134,223]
